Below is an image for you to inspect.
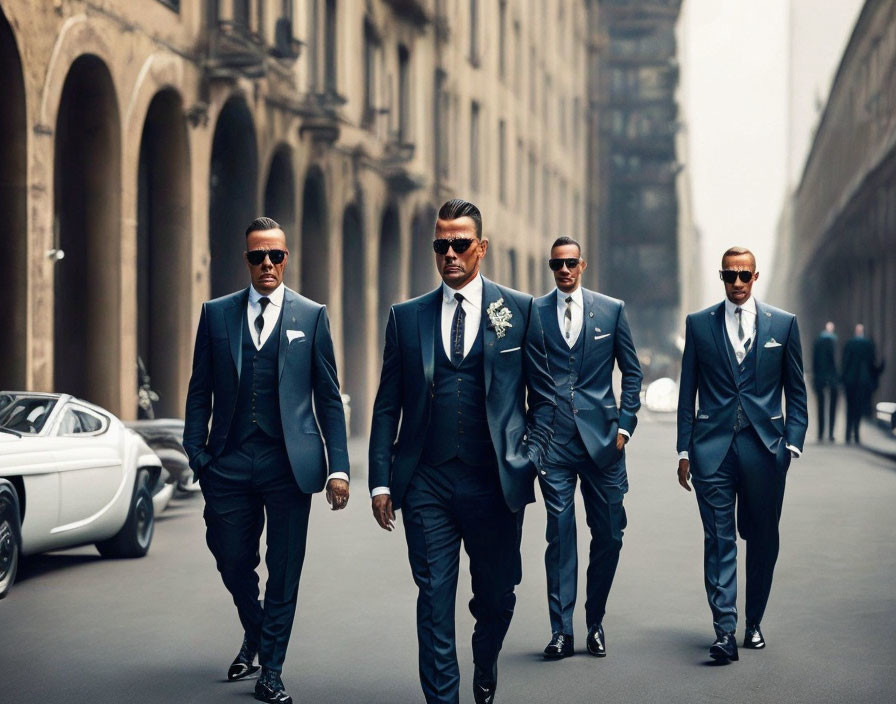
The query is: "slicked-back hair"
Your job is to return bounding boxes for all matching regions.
[551,236,581,256]
[245,216,282,239]
[437,198,482,239]
[721,246,756,270]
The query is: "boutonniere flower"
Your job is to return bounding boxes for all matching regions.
[486,298,513,339]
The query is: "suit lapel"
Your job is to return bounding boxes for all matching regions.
[481,277,501,395]
[710,302,738,382]
[278,290,297,381]
[754,300,771,371]
[418,290,439,389]
[225,289,249,379]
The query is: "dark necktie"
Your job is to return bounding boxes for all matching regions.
[564,296,573,341]
[451,292,466,365]
[735,307,745,341]
[255,297,271,345]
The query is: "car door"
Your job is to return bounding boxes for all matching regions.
[54,405,125,533]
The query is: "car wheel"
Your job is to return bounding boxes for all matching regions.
[0,494,20,599]
[95,473,154,559]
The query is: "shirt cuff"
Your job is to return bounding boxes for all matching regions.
[618,428,631,439]
[327,472,349,483]
[678,451,689,461]
[785,444,801,458]
[371,486,391,497]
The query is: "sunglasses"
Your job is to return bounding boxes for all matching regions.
[549,258,581,271]
[433,238,476,255]
[246,249,287,266]
[719,269,754,284]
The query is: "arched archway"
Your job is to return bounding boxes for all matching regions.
[378,204,401,342]
[54,55,122,411]
[409,205,437,297]
[137,88,191,417]
[0,11,26,389]
[210,97,258,298]
[341,204,367,436]
[264,146,298,290]
[300,167,329,303]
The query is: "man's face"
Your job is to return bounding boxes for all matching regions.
[245,228,288,295]
[550,243,586,293]
[433,217,487,288]
[720,253,757,305]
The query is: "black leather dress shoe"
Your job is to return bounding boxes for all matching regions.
[227,638,260,681]
[254,669,292,704]
[586,624,606,657]
[543,632,575,659]
[473,665,497,704]
[743,623,766,649]
[709,633,739,662]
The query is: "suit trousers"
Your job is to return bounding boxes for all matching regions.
[814,383,837,440]
[692,426,788,636]
[538,438,627,635]
[200,431,311,673]
[402,459,523,704]
[844,387,865,443]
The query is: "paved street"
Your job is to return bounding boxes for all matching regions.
[2,416,895,703]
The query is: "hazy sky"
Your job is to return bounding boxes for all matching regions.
[681,0,864,305]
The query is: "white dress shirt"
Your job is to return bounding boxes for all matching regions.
[371,275,485,498]
[248,284,349,484]
[678,295,799,462]
[555,287,584,348]
[440,274,484,361]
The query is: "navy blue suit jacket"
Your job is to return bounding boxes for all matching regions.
[535,289,642,468]
[183,287,349,493]
[368,277,555,512]
[677,300,808,476]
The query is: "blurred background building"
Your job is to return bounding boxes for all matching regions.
[769,0,895,402]
[0,0,591,435]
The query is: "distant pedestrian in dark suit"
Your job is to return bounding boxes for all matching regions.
[677,247,808,662]
[368,199,555,704]
[841,323,877,444]
[533,237,642,660]
[812,322,839,442]
[184,217,349,704]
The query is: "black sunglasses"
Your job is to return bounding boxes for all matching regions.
[549,258,581,271]
[719,269,754,284]
[433,238,476,255]
[246,249,287,266]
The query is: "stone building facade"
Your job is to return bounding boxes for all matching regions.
[769,0,895,401]
[0,0,588,435]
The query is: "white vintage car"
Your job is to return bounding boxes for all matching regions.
[0,391,163,599]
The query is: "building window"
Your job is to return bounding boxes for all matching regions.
[529,153,537,220]
[516,139,524,209]
[498,0,507,81]
[530,46,537,111]
[435,70,450,181]
[234,0,250,32]
[398,45,411,143]
[363,21,380,128]
[470,101,481,192]
[498,119,507,204]
[469,0,480,65]
[513,21,522,96]
[324,0,337,93]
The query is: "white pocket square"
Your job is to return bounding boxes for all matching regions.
[500,346,521,354]
[763,339,781,348]
[594,333,611,340]
[286,330,306,343]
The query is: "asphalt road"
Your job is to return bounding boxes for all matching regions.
[2,416,895,703]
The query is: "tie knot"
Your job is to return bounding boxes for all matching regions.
[566,296,573,304]
[735,307,743,316]
[259,296,271,311]
[454,292,464,304]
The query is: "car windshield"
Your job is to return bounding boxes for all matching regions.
[0,397,57,435]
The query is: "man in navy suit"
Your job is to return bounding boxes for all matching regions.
[184,217,349,704]
[534,237,642,660]
[368,199,554,704]
[677,247,807,662]
[841,323,878,444]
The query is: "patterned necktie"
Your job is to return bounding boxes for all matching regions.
[255,297,271,345]
[451,292,466,365]
[564,296,573,340]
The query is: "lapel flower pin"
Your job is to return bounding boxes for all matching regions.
[486,298,513,339]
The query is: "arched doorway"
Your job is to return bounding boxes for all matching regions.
[264,146,297,290]
[0,11,26,389]
[409,205,437,297]
[300,167,329,303]
[137,89,191,417]
[54,55,122,411]
[341,204,367,436]
[209,97,258,298]
[378,205,401,343]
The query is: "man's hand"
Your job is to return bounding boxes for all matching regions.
[326,478,350,511]
[616,433,629,452]
[677,458,692,492]
[372,494,395,531]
